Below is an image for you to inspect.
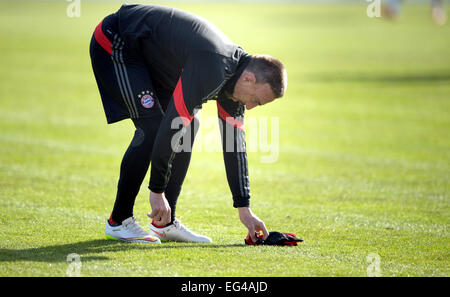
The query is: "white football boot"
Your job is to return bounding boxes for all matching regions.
[105,216,161,244]
[149,218,212,243]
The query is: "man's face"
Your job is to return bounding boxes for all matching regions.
[230,71,276,110]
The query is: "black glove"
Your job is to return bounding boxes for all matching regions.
[245,231,303,246]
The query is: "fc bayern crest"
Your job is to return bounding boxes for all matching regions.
[141,94,154,108]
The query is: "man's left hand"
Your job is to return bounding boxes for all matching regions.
[238,207,269,242]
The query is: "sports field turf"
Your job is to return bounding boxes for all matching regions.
[0,0,449,277]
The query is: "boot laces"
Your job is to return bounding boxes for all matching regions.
[123,217,148,237]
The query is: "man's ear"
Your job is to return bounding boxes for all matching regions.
[242,70,257,84]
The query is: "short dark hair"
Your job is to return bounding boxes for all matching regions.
[246,55,287,98]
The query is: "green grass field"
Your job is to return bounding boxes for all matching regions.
[0,0,449,277]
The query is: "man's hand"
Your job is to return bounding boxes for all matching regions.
[238,207,269,242]
[147,191,171,226]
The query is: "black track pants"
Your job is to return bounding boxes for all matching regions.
[111,116,198,224]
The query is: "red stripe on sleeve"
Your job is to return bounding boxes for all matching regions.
[94,19,112,55]
[217,102,244,130]
[173,77,194,126]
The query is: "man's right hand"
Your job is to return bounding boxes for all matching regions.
[147,191,171,226]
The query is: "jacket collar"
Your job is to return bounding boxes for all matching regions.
[222,53,251,98]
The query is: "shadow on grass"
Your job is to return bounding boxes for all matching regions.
[0,239,245,263]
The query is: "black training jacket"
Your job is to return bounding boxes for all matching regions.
[116,3,251,207]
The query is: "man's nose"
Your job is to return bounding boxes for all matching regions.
[246,103,256,110]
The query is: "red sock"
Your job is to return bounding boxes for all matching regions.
[152,220,166,228]
[108,213,119,226]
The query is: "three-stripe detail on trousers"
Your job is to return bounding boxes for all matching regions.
[110,34,139,119]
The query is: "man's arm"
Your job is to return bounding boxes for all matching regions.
[216,99,250,208]
[216,97,269,241]
[148,52,228,225]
